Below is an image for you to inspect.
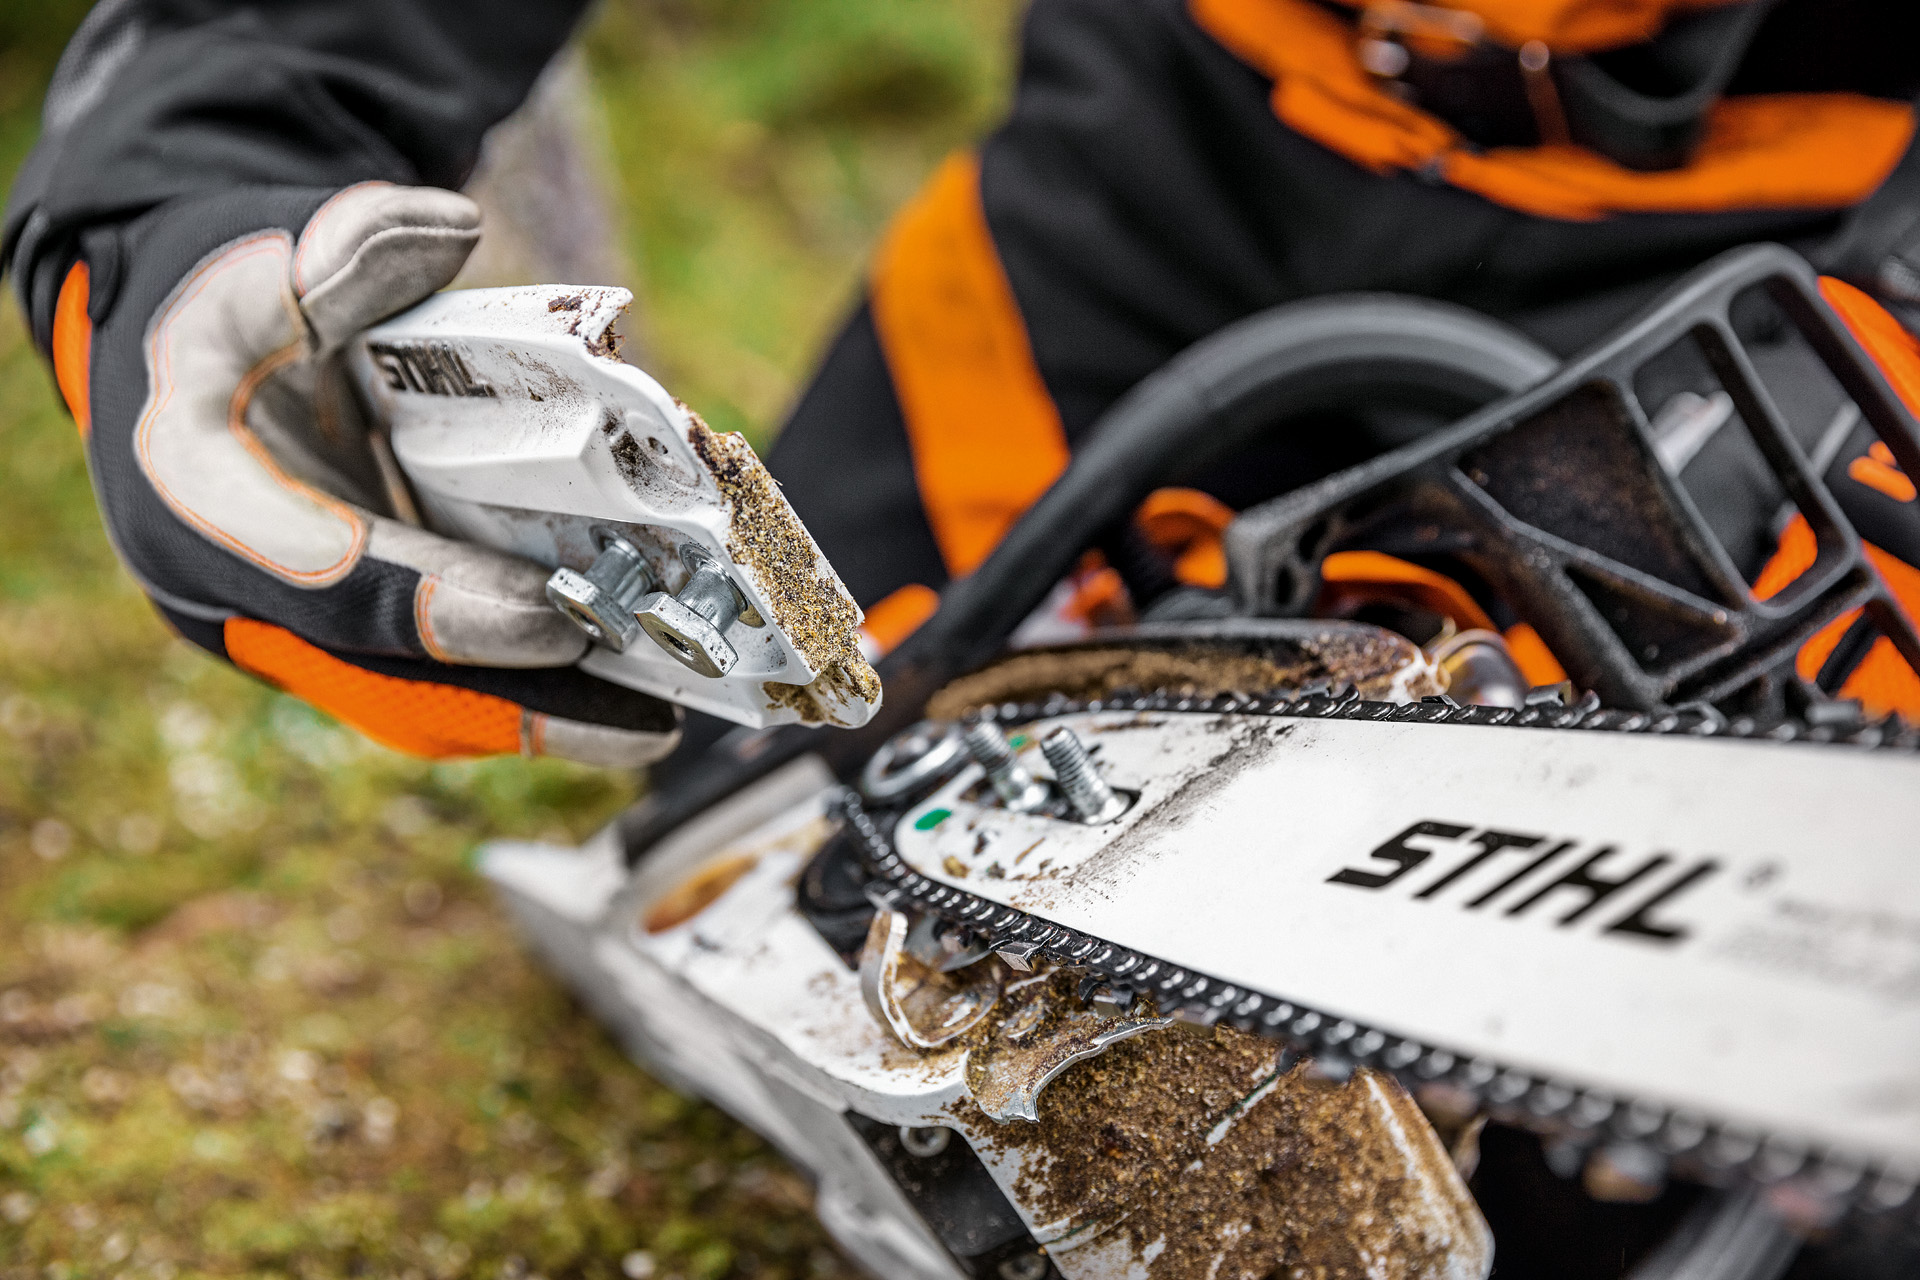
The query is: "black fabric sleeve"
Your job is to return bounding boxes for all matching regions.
[766,300,951,605]
[5,0,592,343]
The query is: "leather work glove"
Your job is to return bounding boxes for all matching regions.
[42,182,680,766]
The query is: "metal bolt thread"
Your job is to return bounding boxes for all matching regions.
[1040,727,1126,823]
[961,722,1049,812]
[675,548,745,633]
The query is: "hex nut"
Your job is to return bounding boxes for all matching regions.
[636,591,739,678]
[546,566,641,651]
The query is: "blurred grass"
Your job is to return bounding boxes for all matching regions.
[586,0,1016,445]
[0,1,1018,1275]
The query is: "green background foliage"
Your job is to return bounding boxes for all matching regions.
[0,1,1018,1274]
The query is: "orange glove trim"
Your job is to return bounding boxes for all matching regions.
[224,617,524,758]
[1189,0,1914,221]
[52,262,92,437]
[870,153,1072,576]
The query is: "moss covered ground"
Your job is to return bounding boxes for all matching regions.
[0,2,1016,1274]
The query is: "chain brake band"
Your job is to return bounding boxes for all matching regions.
[833,685,1920,1223]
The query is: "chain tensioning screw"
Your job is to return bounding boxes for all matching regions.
[634,542,751,678]
[997,1252,1050,1280]
[898,1126,952,1158]
[545,529,656,653]
[1041,727,1128,823]
[961,722,1051,813]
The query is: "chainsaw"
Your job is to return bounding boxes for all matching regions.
[349,245,1920,1280]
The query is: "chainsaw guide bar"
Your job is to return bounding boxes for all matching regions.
[838,688,1920,1219]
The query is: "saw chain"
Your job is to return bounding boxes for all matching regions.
[833,686,1920,1222]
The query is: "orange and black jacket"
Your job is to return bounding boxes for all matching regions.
[10,0,1920,684]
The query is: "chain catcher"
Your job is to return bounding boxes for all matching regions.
[834,685,1920,1221]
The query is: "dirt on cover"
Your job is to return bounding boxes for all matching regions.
[684,413,880,722]
[546,291,625,359]
[965,1015,1490,1280]
[925,626,1438,721]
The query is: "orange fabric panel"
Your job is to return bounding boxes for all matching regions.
[1320,550,1499,631]
[224,618,523,758]
[1816,545,1920,716]
[860,583,941,657]
[1445,97,1915,221]
[870,153,1072,576]
[1759,523,1920,716]
[1189,0,1914,222]
[1198,0,1454,173]
[1820,277,1920,417]
[1753,513,1920,717]
[52,262,92,437]
[1137,487,1236,589]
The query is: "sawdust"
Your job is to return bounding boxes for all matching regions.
[761,679,826,722]
[684,413,880,720]
[925,626,1435,721]
[971,1020,1489,1279]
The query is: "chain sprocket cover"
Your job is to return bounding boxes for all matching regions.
[348,285,880,729]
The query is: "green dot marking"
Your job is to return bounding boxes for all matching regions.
[1008,734,1030,749]
[914,808,952,831]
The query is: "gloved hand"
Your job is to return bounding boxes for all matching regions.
[41,182,679,766]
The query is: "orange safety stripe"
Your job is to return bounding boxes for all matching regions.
[859,583,942,658]
[224,618,523,758]
[870,153,1072,576]
[52,262,92,437]
[1336,0,1743,56]
[1189,0,1914,222]
[1820,277,1920,415]
[1137,487,1235,589]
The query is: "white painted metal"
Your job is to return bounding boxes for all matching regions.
[479,759,1257,1279]
[479,762,969,1280]
[347,285,878,729]
[893,710,1920,1172]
